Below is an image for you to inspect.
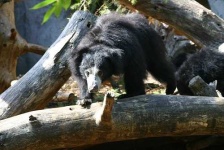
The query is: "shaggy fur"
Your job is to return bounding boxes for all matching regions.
[176,48,224,95]
[69,13,176,104]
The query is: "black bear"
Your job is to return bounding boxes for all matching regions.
[69,13,176,105]
[176,48,224,96]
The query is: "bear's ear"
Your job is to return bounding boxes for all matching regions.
[107,48,124,73]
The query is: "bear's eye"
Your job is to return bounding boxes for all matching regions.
[85,71,90,77]
[98,70,103,77]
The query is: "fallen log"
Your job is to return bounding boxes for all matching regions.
[0,11,96,120]
[117,0,224,50]
[1,94,224,150]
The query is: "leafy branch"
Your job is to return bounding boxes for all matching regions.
[31,0,127,24]
[31,0,71,24]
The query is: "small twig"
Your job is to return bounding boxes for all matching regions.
[23,43,47,55]
[94,2,106,15]
[79,0,87,10]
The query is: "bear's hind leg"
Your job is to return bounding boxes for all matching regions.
[147,60,176,95]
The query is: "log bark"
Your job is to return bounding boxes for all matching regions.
[0,11,96,120]
[1,93,224,149]
[0,0,46,93]
[117,0,224,50]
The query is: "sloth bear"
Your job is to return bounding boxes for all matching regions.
[69,13,176,105]
[176,48,224,96]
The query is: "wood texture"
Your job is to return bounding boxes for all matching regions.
[118,0,224,50]
[1,93,224,149]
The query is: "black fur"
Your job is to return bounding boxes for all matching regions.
[176,48,224,95]
[69,13,176,102]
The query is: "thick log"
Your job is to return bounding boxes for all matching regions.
[0,11,96,120]
[117,0,224,50]
[1,94,224,149]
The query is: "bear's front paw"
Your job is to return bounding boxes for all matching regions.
[76,99,92,106]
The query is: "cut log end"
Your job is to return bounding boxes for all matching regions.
[188,75,218,97]
[94,92,115,126]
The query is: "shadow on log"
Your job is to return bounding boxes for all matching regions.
[1,94,224,149]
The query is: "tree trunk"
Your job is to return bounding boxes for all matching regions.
[0,0,46,93]
[117,0,224,50]
[0,11,96,120]
[1,93,224,150]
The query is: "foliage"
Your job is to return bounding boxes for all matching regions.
[31,0,71,24]
[31,0,127,24]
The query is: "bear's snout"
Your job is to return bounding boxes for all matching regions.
[89,84,99,93]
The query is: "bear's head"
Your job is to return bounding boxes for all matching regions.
[79,44,124,93]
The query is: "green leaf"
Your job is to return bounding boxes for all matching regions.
[61,0,71,10]
[54,1,63,17]
[31,0,57,10]
[42,6,55,24]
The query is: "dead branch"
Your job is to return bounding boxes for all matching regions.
[23,43,47,55]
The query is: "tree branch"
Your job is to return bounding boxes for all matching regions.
[1,94,224,149]
[23,43,47,55]
[117,0,224,50]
